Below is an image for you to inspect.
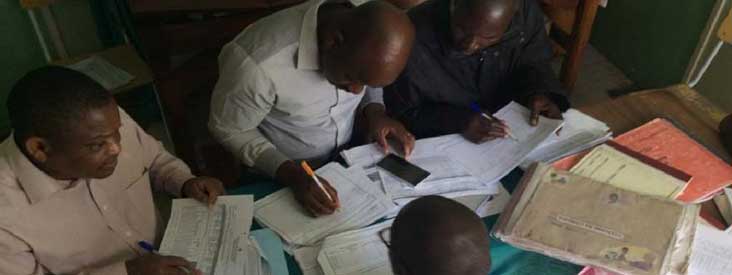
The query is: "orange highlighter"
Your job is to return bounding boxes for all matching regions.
[300,161,334,202]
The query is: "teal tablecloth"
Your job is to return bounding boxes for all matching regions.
[229,169,582,275]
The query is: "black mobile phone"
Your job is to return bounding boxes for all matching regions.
[376,154,431,186]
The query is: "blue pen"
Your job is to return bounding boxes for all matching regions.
[469,102,518,141]
[138,241,192,274]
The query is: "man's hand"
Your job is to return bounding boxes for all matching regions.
[276,161,340,217]
[182,176,226,207]
[364,104,415,157]
[126,254,202,275]
[528,94,563,126]
[462,114,511,144]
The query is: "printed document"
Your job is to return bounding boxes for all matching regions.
[254,163,394,245]
[521,109,611,168]
[318,220,394,275]
[159,195,254,275]
[570,144,686,199]
[689,224,732,275]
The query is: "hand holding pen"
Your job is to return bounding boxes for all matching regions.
[129,241,202,275]
[464,102,519,143]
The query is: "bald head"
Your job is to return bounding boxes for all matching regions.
[389,196,491,275]
[450,0,517,55]
[318,0,415,93]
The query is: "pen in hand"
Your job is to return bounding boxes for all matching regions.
[469,103,519,141]
[300,161,335,203]
[137,241,193,274]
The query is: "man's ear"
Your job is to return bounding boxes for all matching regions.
[24,137,51,163]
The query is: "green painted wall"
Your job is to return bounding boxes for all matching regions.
[0,0,46,132]
[0,0,101,134]
[591,0,717,89]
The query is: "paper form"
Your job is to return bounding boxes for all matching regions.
[434,102,564,184]
[570,144,686,199]
[689,224,732,275]
[317,220,394,275]
[254,163,394,246]
[521,109,612,169]
[159,195,254,275]
[67,56,135,90]
[294,245,325,275]
[474,184,511,217]
[245,237,266,275]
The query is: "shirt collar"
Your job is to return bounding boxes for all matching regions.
[4,134,74,204]
[296,0,363,70]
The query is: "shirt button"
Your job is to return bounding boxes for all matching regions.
[494,51,500,57]
[125,231,132,237]
[102,205,109,211]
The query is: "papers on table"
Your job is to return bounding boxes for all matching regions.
[67,56,134,90]
[293,245,324,275]
[431,102,563,184]
[159,195,254,275]
[317,220,394,275]
[569,144,688,199]
[254,163,394,246]
[689,224,732,275]
[520,109,611,169]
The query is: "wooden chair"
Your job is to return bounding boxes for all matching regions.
[541,0,604,93]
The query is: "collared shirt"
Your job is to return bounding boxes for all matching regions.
[0,109,195,275]
[384,0,570,139]
[209,0,382,177]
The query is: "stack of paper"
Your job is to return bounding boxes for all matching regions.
[520,109,611,168]
[494,164,699,275]
[614,119,732,203]
[254,163,394,246]
[67,56,134,91]
[317,220,394,275]
[688,224,732,275]
[159,195,256,275]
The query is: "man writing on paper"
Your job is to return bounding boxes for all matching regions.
[389,196,492,275]
[0,67,225,275]
[209,0,416,216]
[384,0,570,143]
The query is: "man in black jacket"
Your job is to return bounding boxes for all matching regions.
[385,0,569,143]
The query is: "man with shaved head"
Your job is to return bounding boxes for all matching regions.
[389,195,491,275]
[210,0,416,216]
[384,0,570,143]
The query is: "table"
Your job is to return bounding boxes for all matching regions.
[229,169,582,275]
[228,84,726,275]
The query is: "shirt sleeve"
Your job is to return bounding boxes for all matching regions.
[120,109,195,197]
[513,0,570,111]
[0,228,44,275]
[384,65,474,138]
[208,42,290,177]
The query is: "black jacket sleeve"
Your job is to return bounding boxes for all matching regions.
[513,0,571,111]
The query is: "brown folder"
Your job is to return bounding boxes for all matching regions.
[494,163,699,275]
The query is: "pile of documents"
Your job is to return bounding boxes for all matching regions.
[494,163,700,275]
[500,119,732,275]
[158,195,287,275]
[252,102,619,275]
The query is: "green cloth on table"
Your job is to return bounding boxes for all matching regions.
[228,169,582,275]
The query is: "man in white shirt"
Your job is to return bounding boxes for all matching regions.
[209,0,416,216]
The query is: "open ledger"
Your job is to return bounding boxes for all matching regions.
[254,163,394,246]
[159,195,255,275]
[493,163,699,275]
